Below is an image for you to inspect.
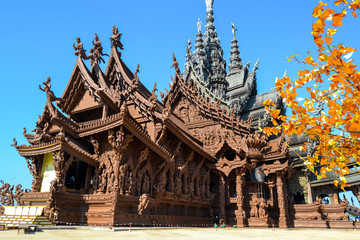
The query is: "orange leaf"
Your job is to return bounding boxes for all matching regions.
[305,56,314,64]
[332,13,345,27]
[314,36,324,48]
[325,36,333,45]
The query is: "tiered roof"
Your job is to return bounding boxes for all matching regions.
[14,0,289,177]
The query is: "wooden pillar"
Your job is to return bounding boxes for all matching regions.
[235,169,245,227]
[276,172,288,228]
[219,174,226,224]
[84,164,92,191]
[304,169,313,203]
[102,104,108,120]
[333,189,339,204]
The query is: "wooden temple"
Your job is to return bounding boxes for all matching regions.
[10,0,358,228]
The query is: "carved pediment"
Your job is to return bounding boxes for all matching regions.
[71,88,102,114]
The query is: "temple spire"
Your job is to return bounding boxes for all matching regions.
[229,23,243,71]
[203,0,227,98]
[193,19,207,82]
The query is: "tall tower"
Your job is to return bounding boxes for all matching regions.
[203,0,228,98]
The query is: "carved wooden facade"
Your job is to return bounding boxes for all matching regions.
[13,0,355,228]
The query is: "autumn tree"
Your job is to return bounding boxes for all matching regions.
[262,0,360,189]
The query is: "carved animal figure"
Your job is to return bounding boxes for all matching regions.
[0,183,14,206]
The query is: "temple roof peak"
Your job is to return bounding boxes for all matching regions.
[229,23,242,72]
[205,0,214,13]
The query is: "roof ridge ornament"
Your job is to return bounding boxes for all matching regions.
[110,25,124,51]
[231,23,237,38]
[229,23,242,71]
[197,18,202,32]
[90,33,109,65]
[39,77,64,103]
[73,37,87,59]
[170,53,180,74]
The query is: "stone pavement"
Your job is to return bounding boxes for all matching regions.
[0,227,359,240]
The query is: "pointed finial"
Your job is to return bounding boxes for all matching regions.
[197,18,202,32]
[205,0,214,12]
[253,59,260,71]
[231,23,237,38]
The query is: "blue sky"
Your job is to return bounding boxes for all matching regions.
[0,0,359,189]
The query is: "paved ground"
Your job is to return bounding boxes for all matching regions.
[0,227,359,240]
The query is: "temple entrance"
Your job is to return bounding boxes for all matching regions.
[64,160,95,193]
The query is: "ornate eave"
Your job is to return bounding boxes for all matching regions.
[164,117,216,163]
[15,139,97,166]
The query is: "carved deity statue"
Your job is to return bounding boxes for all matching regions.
[73,37,87,59]
[197,18,202,32]
[110,25,124,50]
[142,174,150,194]
[250,194,259,218]
[91,33,109,65]
[170,53,180,74]
[89,136,99,157]
[231,23,237,38]
[137,193,150,215]
[258,198,268,218]
[175,177,183,196]
[39,77,63,103]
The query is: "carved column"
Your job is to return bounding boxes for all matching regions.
[333,189,339,204]
[304,168,313,203]
[235,169,245,227]
[84,164,92,191]
[268,181,275,206]
[276,172,288,228]
[219,174,226,224]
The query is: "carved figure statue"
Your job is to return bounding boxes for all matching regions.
[197,18,202,32]
[170,53,180,74]
[142,174,150,194]
[155,172,167,195]
[250,194,259,218]
[39,77,63,103]
[73,37,87,59]
[110,25,124,50]
[91,33,109,65]
[231,23,237,38]
[175,177,183,196]
[87,48,96,66]
[258,198,268,218]
[137,194,150,215]
[89,136,100,157]
[132,64,140,90]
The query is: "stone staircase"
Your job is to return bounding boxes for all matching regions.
[0,206,52,230]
